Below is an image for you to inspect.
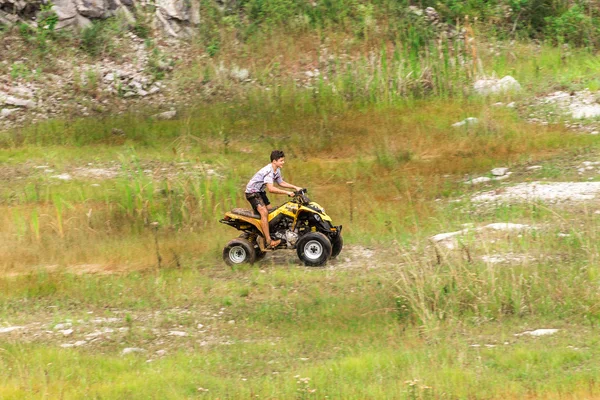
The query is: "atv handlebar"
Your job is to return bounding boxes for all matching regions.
[293,188,307,196]
[291,188,310,204]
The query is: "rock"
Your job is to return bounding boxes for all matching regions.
[76,0,109,19]
[155,8,179,37]
[474,76,521,95]
[52,0,78,20]
[3,96,35,108]
[122,347,145,355]
[491,167,509,176]
[230,66,250,82]
[408,6,423,16]
[0,326,24,333]
[452,117,478,128]
[168,330,188,336]
[61,340,87,348]
[10,87,34,98]
[157,0,190,21]
[482,223,529,232]
[526,165,542,171]
[103,72,116,82]
[515,328,559,337]
[472,182,600,203]
[571,104,600,119]
[465,176,492,185]
[0,10,19,25]
[153,110,177,120]
[52,173,73,181]
[148,85,161,95]
[59,329,74,336]
[0,108,18,118]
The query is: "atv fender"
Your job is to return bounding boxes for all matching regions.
[223,211,265,236]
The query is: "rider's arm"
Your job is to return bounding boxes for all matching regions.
[278,181,301,191]
[266,183,294,196]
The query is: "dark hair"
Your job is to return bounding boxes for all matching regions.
[270,150,285,162]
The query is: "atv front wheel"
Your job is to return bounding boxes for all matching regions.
[330,234,343,259]
[223,238,256,266]
[296,232,332,267]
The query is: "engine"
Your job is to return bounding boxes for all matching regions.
[272,217,299,248]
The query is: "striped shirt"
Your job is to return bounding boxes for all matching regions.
[245,164,283,193]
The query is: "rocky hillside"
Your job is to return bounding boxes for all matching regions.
[0,0,200,37]
[1,0,599,133]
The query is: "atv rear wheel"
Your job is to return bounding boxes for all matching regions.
[296,232,332,267]
[223,238,256,266]
[330,234,343,259]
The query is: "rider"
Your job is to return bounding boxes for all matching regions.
[245,150,302,248]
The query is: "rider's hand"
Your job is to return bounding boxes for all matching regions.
[287,191,294,197]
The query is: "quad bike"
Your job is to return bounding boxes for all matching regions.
[219,189,343,267]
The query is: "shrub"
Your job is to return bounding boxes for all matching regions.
[545,5,600,47]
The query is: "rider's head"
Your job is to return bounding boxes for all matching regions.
[270,150,285,162]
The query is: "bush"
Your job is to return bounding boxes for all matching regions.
[79,19,124,57]
[545,5,600,47]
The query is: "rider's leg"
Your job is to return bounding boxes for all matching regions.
[257,204,280,247]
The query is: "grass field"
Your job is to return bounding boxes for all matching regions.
[3,37,600,398]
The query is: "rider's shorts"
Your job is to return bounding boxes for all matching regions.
[245,191,270,213]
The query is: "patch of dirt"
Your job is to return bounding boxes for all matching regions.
[0,160,222,184]
[472,181,600,204]
[258,244,396,270]
[0,307,250,357]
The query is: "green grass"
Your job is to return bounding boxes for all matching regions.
[4,23,600,397]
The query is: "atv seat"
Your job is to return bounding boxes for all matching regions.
[231,208,278,219]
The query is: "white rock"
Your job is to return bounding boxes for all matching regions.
[3,96,35,108]
[157,0,190,21]
[11,87,34,98]
[0,326,24,333]
[494,172,512,181]
[153,110,177,120]
[515,329,559,337]
[122,347,145,355]
[465,176,491,185]
[474,76,521,95]
[53,323,72,330]
[75,0,108,18]
[526,165,542,171]
[483,223,529,231]
[1,108,18,118]
[148,85,161,95]
[60,340,87,348]
[452,117,478,128]
[60,329,74,336]
[52,173,73,181]
[169,330,188,337]
[430,229,469,242]
[52,0,78,20]
[230,67,250,82]
[571,104,600,119]
[491,167,509,176]
[473,182,600,203]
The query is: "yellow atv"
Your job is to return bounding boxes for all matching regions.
[219,189,343,267]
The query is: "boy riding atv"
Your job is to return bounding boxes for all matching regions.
[245,150,302,249]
